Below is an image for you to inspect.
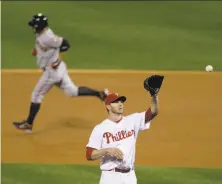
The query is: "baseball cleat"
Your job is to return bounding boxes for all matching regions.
[99,88,109,101]
[13,120,33,133]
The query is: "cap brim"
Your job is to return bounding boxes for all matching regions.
[111,96,127,103]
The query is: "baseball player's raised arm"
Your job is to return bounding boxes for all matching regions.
[145,95,159,123]
[133,95,159,133]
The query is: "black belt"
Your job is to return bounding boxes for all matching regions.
[107,167,133,173]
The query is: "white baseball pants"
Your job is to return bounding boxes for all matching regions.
[99,170,137,184]
[31,61,78,103]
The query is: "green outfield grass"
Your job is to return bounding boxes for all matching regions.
[2,1,222,70]
[2,163,222,184]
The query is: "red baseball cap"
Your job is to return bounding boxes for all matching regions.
[105,93,127,105]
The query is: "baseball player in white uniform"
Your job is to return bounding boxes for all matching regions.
[86,91,159,184]
[13,13,109,133]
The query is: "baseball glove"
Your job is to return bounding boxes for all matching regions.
[144,75,164,96]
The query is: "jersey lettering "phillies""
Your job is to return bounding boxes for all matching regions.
[103,129,135,144]
[86,112,151,171]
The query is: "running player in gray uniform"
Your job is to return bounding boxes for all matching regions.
[13,13,109,133]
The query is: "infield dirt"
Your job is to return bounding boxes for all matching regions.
[2,70,222,168]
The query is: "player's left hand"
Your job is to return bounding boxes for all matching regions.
[144,75,164,96]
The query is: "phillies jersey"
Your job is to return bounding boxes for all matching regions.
[86,112,150,171]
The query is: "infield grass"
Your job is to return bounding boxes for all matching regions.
[2,163,222,184]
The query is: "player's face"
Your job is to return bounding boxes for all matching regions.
[108,100,124,115]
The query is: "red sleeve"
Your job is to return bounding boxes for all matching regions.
[145,108,158,122]
[86,147,97,160]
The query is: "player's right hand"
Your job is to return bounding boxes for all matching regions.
[32,48,37,56]
[107,148,123,160]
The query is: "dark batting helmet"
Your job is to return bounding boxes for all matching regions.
[28,13,48,33]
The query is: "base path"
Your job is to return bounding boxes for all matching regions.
[2,70,222,168]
